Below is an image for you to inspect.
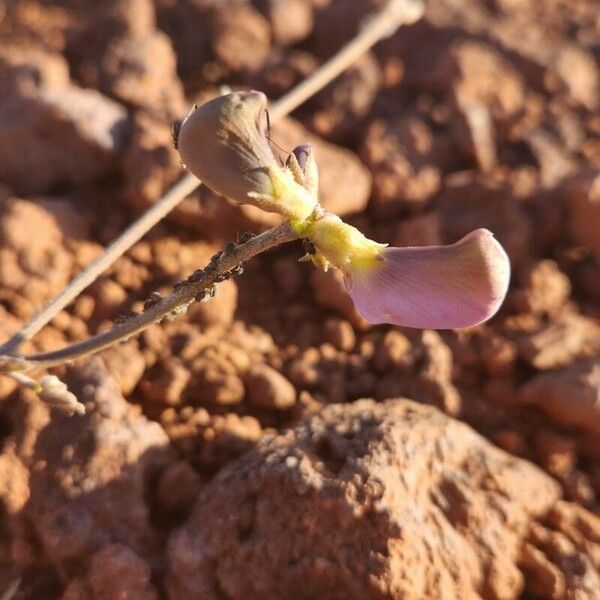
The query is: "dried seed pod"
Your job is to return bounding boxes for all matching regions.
[177,91,279,205]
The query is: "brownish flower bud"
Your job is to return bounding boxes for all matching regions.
[177,91,280,205]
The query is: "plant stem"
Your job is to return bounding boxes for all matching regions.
[2,223,297,372]
[0,0,424,360]
[268,0,424,123]
[0,175,200,355]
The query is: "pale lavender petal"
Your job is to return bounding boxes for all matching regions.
[344,229,510,329]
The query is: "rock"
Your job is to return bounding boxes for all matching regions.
[140,357,191,407]
[553,45,599,110]
[189,356,245,406]
[375,331,461,416]
[66,0,185,118]
[573,259,600,302]
[244,364,296,410]
[567,171,600,263]
[156,461,202,517]
[23,359,174,577]
[519,542,566,599]
[0,43,70,96]
[199,413,262,469]
[272,117,372,217]
[324,318,356,352]
[527,127,577,187]
[257,0,313,46]
[394,212,442,247]
[62,543,159,600]
[518,358,600,434]
[373,330,412,372]
[154,0,213,86]
[511,260,571,316]
[436,171,532,266]
[308,51,381,141]
[210,3,271,73]
[101,340,147,396]
[310,268,369,329]
[167,399,560,599]
[124,111,181,209]
[109,256,150,292]
[68,0,156,54]
[0,443,29,516]
[0,1,74,54]
[310,0,372,58]
[188,279,238,327]
[525,517,600,599]
[533,431,577,477]
[0,86,128,195]
[0,197,75,313]
[479,332,517,377]
[548,500,600,551]
[445,40,524,161]
[517,314,600,370]
[250,50,317,99]
[560,470,597,506]
[96,32,186,118]
[361,115,445,216]
[91,278,128,321]
[272,255,305,299]
[287,347,322,388]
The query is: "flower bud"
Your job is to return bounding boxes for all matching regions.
[177,91,318,221]
[177,91,278,205]
[38,375,85,415]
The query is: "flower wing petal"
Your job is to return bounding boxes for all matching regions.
[344,229,510,329]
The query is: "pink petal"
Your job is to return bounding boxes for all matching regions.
[344,229,510,329]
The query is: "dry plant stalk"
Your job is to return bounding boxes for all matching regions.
[0,0,426,415]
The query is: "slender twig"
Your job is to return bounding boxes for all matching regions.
[0,223,297,372]
[268,0,425,123]
[0,175,200,355]
[0,0,423,358]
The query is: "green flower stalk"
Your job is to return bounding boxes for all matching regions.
[177,91,511,330]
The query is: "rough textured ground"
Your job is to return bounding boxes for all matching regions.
[0,0,599,598]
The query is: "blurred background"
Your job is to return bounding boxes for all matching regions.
[0,0,599,598]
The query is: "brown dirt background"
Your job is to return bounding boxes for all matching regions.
[0,0,599,598]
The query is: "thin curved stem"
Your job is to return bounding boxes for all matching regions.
[0,175,200,355]
[268,0,424,122]
[1,223,297,372]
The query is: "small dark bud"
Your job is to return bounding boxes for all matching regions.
[289,143,313,174]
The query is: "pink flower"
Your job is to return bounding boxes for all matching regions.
[343,229,510,329]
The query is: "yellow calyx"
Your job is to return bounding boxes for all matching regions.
[248,165,318,223]
[305,213,387,274]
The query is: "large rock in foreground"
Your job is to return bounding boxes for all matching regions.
[167,399,560,599]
